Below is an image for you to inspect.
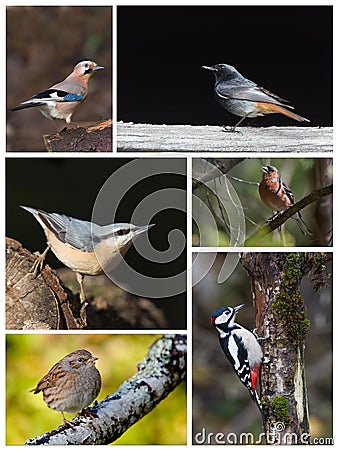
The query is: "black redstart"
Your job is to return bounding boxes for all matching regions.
[202,63,310,131]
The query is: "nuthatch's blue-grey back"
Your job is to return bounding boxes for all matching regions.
[21,206,153,301]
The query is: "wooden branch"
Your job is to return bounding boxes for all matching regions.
[267,184,332,232]
[117,122,332,152]
[246,184,332,243]
[26,334,187,445]
[44,119,112,152]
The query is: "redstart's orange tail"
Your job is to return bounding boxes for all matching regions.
[257,102,310,122]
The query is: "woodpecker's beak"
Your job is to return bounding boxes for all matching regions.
[202,65,218,72]
[233,304,245,313]
[94,65,104,71]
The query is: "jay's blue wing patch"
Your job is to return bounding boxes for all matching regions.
[31,89,85,102]
[63,93,85,102]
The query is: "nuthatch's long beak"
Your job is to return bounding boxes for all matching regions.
[133,224,155,238]
[94,65,104,71]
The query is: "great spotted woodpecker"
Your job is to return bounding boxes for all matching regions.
[211,304,263,414]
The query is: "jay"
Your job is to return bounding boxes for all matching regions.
[10,60,104,126]
[259,165,312,235]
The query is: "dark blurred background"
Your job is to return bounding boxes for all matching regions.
[193,253,332,441]
[6,158,187,329]
[117,6,332,127]
[7,6,112,151]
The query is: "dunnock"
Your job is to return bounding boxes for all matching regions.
[31,349,101,424]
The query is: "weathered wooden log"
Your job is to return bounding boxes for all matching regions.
[117,122,332,152]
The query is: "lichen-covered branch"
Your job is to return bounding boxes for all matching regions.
[25,334,187,445]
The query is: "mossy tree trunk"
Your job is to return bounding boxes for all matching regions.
[240,253,330,444]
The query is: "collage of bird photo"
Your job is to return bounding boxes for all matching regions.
[4,2,333,447]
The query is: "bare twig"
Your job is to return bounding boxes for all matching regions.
[247,184,332,242]
[192,158,245,189]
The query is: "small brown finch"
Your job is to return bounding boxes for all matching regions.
[31,349,101,424]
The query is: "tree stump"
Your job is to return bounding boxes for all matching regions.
[5,237,168,330]
[43,119,112,152]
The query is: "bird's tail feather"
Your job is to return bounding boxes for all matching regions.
[250,389,264,418]
[257,102,310,122]
[10,102,45,112]
[276,105,310,123]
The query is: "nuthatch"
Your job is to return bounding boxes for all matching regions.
[21,206,154,301]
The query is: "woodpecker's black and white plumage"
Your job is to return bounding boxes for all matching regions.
[211,304,263,413]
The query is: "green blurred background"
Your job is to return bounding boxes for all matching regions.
[7,6,112,151]
[193,158,332,247]
[6,334,187,444]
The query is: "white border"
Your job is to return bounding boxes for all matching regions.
[4,1,335,449]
